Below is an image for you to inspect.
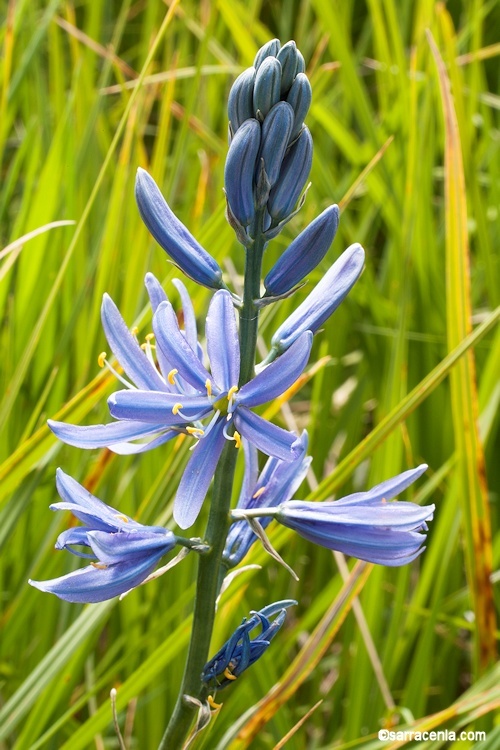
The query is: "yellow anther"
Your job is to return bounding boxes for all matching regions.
[145,332,155,341]
[186,426,204,437]
[205,379,212,397]
[140,343,147,351]
[252,486,266,499]
[167,368,178,385]
[208,695,223,709]
[98,352,107,368]
[91,562,108,570]
[233,431,242,449]
[227,385,239,401]
[115,514,130,523]
[223,667,237,681]
[172,403,183,415]
[131,326,139,336]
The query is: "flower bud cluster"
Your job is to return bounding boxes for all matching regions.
[225,40,313,240]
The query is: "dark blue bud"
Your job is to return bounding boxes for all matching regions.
[286,73,312,140]
[277,40,299,94]
[254,39,281,70]
[264,205,340,296]
[228,67,256,132]
[296,50,306,74]
[253,57,282,118]
[268,126,313,221]
[259,102,294,188]
[135,169,224,290]
[224,118,261,227]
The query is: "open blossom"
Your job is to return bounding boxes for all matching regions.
[29,470,177,603]
[50,280,312,529]
[223,432,310,567]
[202,600,296,690]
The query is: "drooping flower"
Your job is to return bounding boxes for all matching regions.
[276,465,434,565]
[107,289,312,528]
[135,169,225,290]
[223,432,311,567]
[48,274,200,455]
[29,469,178,603]
[201,600,296,690]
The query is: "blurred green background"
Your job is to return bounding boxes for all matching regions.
[0,1,499,748]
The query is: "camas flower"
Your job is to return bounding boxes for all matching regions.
[223,432,310,567]
[29,469,177,603]
[201,600,296,690]
[50,281,311,529]
[108,290,312,528]
[232,465,434,566]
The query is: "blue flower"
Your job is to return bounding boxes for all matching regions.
[201,600,296,690]
[135,169,225,290]
[275,465,434,566]
[223,432,311,567]
[50,284,312,529]
[29,470,177,603]
[108,289,312,528]
[48,274,200,455]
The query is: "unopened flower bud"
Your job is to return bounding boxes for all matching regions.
[253,57,282,118]
[286,73,312,140]
[264,205,340,296]
[296,49,306,74]
[254,39,281,70]
[268,126,313,221]
[228,67,256,133]
[277,41,299,95]
[224,118,261,227]
[259,101,294,188]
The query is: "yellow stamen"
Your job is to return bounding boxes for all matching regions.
[252,486,266,499]
[186,426,204,437]
[227,385,239,401]
[233,431,242,449]
[98,352,107,368]
[208,695,222,709]
[115,514,129,523]
[131,326,139,336]
[168,368,178,385]
[91,562,108,570]
[172,402,183,415]
[145,332,155,341]
[223,667,237,681]
[140,343,147,351]
[205,379,212,397]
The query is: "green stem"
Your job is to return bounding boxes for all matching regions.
[158,211,266,748]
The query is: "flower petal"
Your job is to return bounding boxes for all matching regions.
[54,469,134,529]
[29,555,163,603]
[87,528,176,564]
[234,407,300,460]
[281,501,435,532]
[144,272,168,312]
[172,278,198,353]
[108,390,211,424]
[108,429,178,455]
[174,419,227,529]
[206,290,240,390]
[331,465,429,506]
[48,418,168,449]
[237,331,312,407]
[154,301,215,392]
[101,293,168,391]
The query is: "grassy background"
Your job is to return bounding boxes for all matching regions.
[1,1,499,747]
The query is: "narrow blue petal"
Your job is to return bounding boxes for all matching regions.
[135,169,223,289]
[29,554,163,603]
[234,407,300,461]
[101,293,168,391]
[55,528,92,557]
[281,501,435,532]
[237,332,312,407]
[87,528,176,564]
[54,469,134,529]
[206,290,240,391]
[108,429,178,455]
[144,272,168,312]
[333,465,429,506]
[154,301,215,392]
[48,418,168,449]
[271,244,365,352]
[108,390,211,424]
[174,419,226,529]
[172,278,198,353]
[238,439,259,508]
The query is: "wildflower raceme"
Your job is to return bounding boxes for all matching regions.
[34,38,434,748]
